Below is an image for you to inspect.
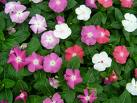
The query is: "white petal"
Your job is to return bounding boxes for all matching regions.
[94,63,106,71]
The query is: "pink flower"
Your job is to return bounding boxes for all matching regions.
[0,0,6,4]
[25,52,43,72]
[48,0,68,13]
[49,77,59,89]
[15,91,28,103]
[29,14,47,34]
[134,68,137,78]
[65,45,84,61]
[43,53,62,73]
[8,47,26,72]
[85,0,97,9]
[41,31,60,49]
[97,0,113,8]
[56,16,65,24]
[96,26,110,44]
[113,46,129,64]
[81,25,99,46]
[120,0,133,8]
[43,93,64,103]
[78,88,97,103]
[64,69,83,89]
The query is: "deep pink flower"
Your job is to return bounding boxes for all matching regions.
[49,77,59,89]
[41,31,60,49]
[78,88,97,103]
[0,0,6,4]
[48,0,68,13]
[43,93,64,103]
[120,0,133,8]
[8,47,26,72]
[64,69,83,89]
[134,68,137,78]
[81,25,99,46]
[85,0,97,9]
[15,91,28,103]
[56,16,65,24]
[96,26,110,44]
[43,53,62,73]
[25,52,43,72]
[113,46,129,64]
[97,0,113,8]
[29,14,47,34]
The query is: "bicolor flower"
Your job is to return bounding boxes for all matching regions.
[49,77,59,89]
[29,14,47,34]
[41,31,60,49]
[113,46,129,64]
[15,91,28,103]
[92,51,112,71]
[120,0,133,8]
[43,53,62,73]
[64,69,83,89]
[32,0,43,3]
[85,0,97,9]
[97,0,113,8]
[75,5,91,21]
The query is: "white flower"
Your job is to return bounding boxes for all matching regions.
[126,78,137,96]
[53,23,72,39]
[122,13,137,32]
[31,0,43,3]
[75,5,91,21]
[92,51,112,71]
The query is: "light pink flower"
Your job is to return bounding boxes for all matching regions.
[96,26,110,44]
[64,69,83,89]
[43,93,64,103]
[78,88,97,103]
[25,52,43,73]
[48,0,68,13]
[97,0,113,8]
[85,0,97,9]
[29,14,47,34]
[41,31,60,49]
[8,47,26,72]
[120,0,133,8]
[81,25,99,46]
[49,77,59,89]
[43,53,62,73]
[113,46,129,64]
[56,16,65,24]
[15,91,28,103]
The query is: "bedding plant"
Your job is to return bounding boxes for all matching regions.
[0,0,137,103]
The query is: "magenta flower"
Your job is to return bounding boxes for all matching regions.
[8,47,26,72]
[29,14,47,34]
[48,0,68,13]
[78,88,97,103]
[85,0,97,9]
[41,31,60,49]
[43,53,62,73]
[15,91,28,103]
[81,25,99,46]
[64,69,83,89]
[49,77,59,89]
[0,0,6,4]
[56,16,65,24]
[25,52,43,73]
[43,93,64,103]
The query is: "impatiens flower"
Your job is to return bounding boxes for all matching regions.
[41,31,60,49]
[29,14,47,34]
[53,23,71,39]
[64,69,83,89]
[126,78,137,96]
[78,88,97,103]
[0,0,6,4]
[25,52,43,72]
[85,0,97,9]
[65,45,84,61]
[113,46,129,64]
[75,5,91,21]
[81,25,99,46]
[15,91,28,103]
[122,13,137,32]
[49,77,59,89]
[134,68,137,78]
[0,100,8,103]
[96,26,110,44]
[48,0,67,13]
[43,93,64,103]
[32,0,43,3]
[97,0,113,8]
[8,47,26,72]
[43,53,62,73]
[92,51,112,71]
[56,16,65,24]
[120,0,133,8]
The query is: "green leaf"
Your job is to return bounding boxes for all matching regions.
[2,79,15,88]
[115,8,123,21]
[68,56,80,69]
[0,31,5,41]
[0,12,5,31]
[62,90,75,103]
[67,0,77,10]
[0,66,3,74]
[119,90,132,103]
[27,95,42,103]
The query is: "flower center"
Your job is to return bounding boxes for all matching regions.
[33,59,39,65]
[85,96,90,101]
[90,0,95,4]
[52,101,56,103]
[71,75,76,81]
[87,32,93,38]
[16,56,22,63]
[56,0,61,5]
[16,11,23,16]
[45,36,53,43]
[36,21,42,27]
[101,32,105,37]
[120,52,124,57]
[72,53,77,57]
[50,60,56,66]
[20,93,25,98]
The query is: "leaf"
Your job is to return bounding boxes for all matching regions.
[119,90,131,103]
[27,95,42,103]
[115,8,123,21]
[0,31,5,41]
[0,12,5,31]
[62,90,75,103]
[68,56,80,69]
[2,79,15,88]
[67,0,77,10]
[0,66,3,74]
